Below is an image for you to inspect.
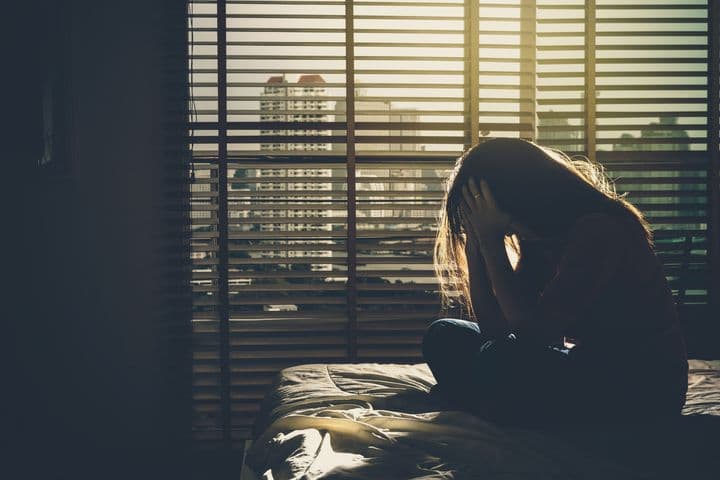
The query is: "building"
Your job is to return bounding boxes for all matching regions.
[333,95,427,229]
[249,74,335,282]
[259,74,332,153]
[612,115,689,152]
[245,78,438,300]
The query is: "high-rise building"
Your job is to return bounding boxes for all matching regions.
[331,95,433,289]
[611,116,700,235]
[245,79,437,297]
[333,96,427,229]
[249,75,335,279]
[260,74,332,152]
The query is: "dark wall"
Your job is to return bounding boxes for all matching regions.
[18,1,191,477]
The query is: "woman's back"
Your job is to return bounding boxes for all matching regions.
[516,212,689,413]
[515,213,684,350]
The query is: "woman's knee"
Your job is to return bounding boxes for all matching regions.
[422,318,481,361]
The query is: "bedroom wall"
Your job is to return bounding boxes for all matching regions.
[19,1,191,477]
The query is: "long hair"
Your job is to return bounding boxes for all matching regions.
[433,138,651,319]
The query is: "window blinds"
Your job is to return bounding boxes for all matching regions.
[188,0,719,448]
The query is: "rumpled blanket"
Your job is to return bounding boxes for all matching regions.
[245,360,720,480]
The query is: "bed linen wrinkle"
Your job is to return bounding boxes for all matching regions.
[246,361,720,480]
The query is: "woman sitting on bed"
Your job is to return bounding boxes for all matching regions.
[423,138,688,425]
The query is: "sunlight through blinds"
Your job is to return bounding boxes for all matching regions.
[353,0,464,361]
[595,0,711,306]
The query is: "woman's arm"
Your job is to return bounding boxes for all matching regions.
[461,178,627,344]
[464,237,510,337]
[475,235,544,339]
[460,178,552,342]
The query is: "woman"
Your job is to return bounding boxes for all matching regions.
[423,138,688,426]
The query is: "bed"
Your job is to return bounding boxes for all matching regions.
[242,359,720,479]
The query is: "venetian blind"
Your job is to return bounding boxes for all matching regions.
[188,0,719,448]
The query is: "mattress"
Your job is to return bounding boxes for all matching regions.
[244,360,720,479]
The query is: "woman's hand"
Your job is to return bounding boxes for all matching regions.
[460,178,536,337]
[460,177,512,245]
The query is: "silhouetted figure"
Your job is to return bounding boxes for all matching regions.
[424,138,688,426]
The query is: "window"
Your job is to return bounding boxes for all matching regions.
[188,0,719,448]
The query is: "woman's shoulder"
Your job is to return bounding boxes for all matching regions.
[571,211,642,238]
[566,211,646,253]
[573,211,629,230]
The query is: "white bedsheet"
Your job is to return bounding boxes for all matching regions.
[245,360,720,480]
